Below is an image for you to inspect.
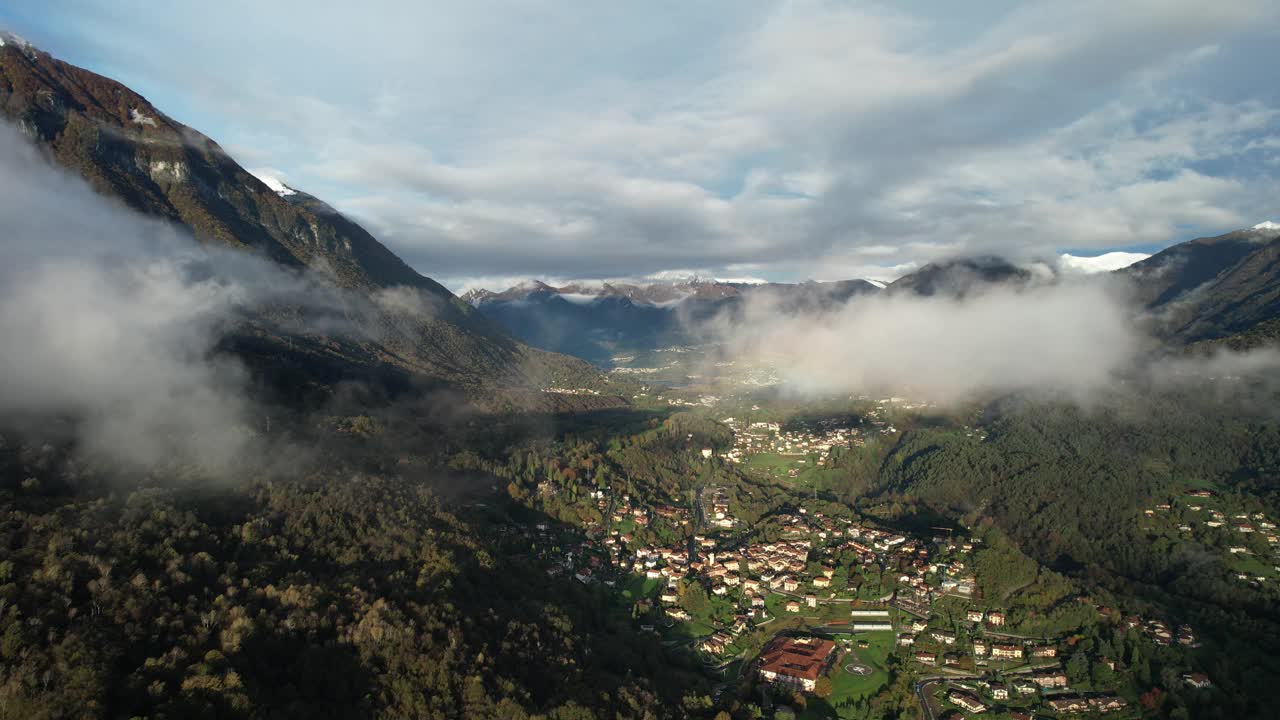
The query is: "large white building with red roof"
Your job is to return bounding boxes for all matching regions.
[756,636,836,692]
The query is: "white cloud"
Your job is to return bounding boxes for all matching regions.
[22,0,1280,283]
[703,279,1144,404]
[1060,252,1151,273]
[247,167,296,196]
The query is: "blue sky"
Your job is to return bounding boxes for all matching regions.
[4,0,1279,291]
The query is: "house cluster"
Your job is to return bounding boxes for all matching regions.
[862,405,899,435]
[779,509,951,606]
[1043,695,1129,714]
[936,673,1128,716]
[519,488,701,589]
[891,536,984,613]
[650,509,940,658]
[610,494,653,528]
[1117,614,1199,648]
[909,622,1051,670]
[703,486,737,529]
[901,593,1131,716]
[711,537,816,617]
[718,417,861,465]
[1142,490,1280,588]
[1145,492,1279,559]
[519,520,617,586]
[542,386,602,395]
[698,615,751,655]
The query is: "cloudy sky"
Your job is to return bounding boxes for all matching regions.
[4,0,1280,291]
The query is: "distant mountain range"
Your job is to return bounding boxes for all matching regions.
[0,39,617,407]
[461,278,882,363]
[465,227,1280,364]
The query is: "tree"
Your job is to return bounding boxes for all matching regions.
[814,676,834,699]
[681,581,711,617]
[1066,648,1090,684]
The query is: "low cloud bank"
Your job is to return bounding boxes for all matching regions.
[0,124,280,470]
[0,123,439,472]
[697,277,1279,405]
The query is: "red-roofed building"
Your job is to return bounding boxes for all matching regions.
[756,636,837,692]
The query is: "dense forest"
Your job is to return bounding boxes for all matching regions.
[0,426,711,720]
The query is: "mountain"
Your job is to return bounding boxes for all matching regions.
[1121,224,1280,347]
[462,278,882,363]
[886,256,1036,298]
[0,40,614,402]
[1122,227,1271,308]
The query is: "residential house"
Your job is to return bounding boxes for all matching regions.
[1183,673,1212,689]
[947,692,987,714]
[990,643,1023,660]
[1047,697,1089,713]
[1032,671,1069,689]
[1090,696,1128,713]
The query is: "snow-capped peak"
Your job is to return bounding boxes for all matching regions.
[1252,221,1280,231]
[1059,251,1150,273]
[863,279,888,289]
[248,168,297,196]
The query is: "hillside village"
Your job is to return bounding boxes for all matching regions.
[1140,489,1280,592]
[444,387,1254,720]
[487,412,1220,720]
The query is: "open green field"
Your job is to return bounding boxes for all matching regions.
[619,574,662,601]
[739,452,842,491]
[666,617,716,640]
[1229,551,1277,578]
[740,452,808,474]
[1182,477,1220,492]
[763,593,853,623]
[831,632,895,702]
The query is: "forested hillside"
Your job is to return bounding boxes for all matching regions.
[863,392,1280,717]
[0,431,708,719]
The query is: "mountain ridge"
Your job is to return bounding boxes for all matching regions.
[0,41,619,403]
[460,277,882,307]
[1123,225,1280,347]
[459,278,884,363]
